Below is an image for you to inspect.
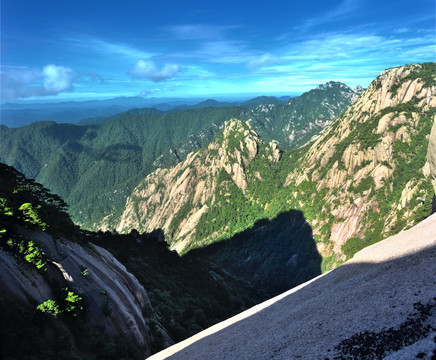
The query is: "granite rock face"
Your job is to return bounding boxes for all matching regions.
[284,63,435,259]
[107,119,281,253]
[0,227,172,357]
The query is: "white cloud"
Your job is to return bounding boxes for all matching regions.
[1,65,78,100]
[297,0,366,30]
[43,65,76,93]
[139,90,153,97]
[166,24,221,40]
[129,60,180,82]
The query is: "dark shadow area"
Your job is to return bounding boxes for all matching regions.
[90,210,321,352]
[90,228,259,348]
[0,162,322,357]
[164,243,436,360]
[188,210,322,299]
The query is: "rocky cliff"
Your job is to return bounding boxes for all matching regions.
[283,63,435,262]
[109,119,282,252]
[426,119,436,213]
[0,229,171,356]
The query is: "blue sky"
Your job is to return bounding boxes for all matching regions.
[1,0,434,102]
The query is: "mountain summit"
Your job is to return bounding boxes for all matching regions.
[109,118,282,252]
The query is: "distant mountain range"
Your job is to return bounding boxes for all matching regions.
[0,95,292,128]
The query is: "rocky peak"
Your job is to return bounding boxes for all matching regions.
[216,118,262,161]
[109,118,282,252]
[222,118,252,135]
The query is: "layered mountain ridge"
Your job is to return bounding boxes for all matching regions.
[0,82,359,228]
[1,62,435,359]
[109,63,435,266]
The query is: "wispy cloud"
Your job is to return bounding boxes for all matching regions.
[254,32,434,73]
[179,65,216,79]
[243,30,435,92]
[71,37,155,60]
[128,60,180,82]
[181,40,269,66]
[1,65,78,100]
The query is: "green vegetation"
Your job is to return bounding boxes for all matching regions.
[36,299,62,317]
[0,82,357,229]
[0,107,249,228]
[64,289,84,317]
[240,81,360,149]
[0,300,142,360]
[1,232,47,270]
[191,211,322,296]
[19,203,47,230]
[91,229,259,343]
[349,177,374,194]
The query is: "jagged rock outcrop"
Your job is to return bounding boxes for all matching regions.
[149,212,436,360]
[110,119,281,252]
[0,162,172,358]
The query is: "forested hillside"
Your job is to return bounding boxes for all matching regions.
[243,81,363,149]
[0,83,357,228]
[0,107,247,227]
